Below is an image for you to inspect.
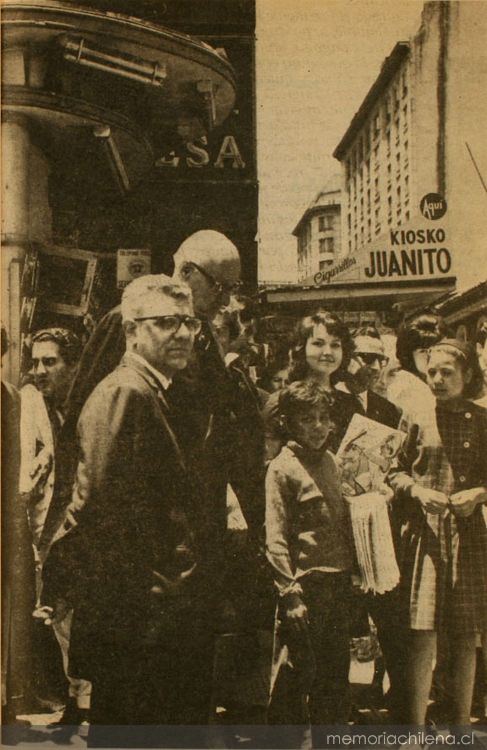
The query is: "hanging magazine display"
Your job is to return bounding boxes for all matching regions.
[336,414,406,594]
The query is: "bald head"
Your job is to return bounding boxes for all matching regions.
[173,230,241,319]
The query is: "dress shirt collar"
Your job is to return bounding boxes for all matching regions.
[125,351,171,391]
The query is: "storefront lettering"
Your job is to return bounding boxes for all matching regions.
[389,228,445,245]
[364,247,452,278]
[314,256,357,285]
[156,135,245,169]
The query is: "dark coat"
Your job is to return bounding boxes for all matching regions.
[41,309,265,552]
[50,355,223,677]
[355,389,402,429]
[170,321,266,535]
[1,382,35,708]
[366,390,402,429]
[39,306,125,556]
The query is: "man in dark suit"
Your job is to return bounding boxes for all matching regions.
[339,326,402,430]
[338,326,408,722]
[49,274,221,745]
[43,231,263,549]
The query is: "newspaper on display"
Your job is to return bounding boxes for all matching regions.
[336,414,406,595]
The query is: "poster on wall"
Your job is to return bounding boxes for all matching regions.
[117,248,152,289]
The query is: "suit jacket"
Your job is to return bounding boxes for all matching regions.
[42,311,265,555]
[357,389,402,429]
[171,321,266,535]
[1,382,35,703]
[48,354,218,656]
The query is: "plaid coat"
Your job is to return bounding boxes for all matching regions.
[389,398,487,633]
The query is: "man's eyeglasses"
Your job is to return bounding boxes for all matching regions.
[354,352,389,368]
[134,315,202,335]
[190,262,241,296]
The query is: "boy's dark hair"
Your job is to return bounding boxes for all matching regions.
[278,380,331,421]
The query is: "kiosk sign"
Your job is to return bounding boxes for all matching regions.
[363,226,452,279]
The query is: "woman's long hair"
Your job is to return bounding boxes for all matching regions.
[396,313,448,376]
[289,310,354,385]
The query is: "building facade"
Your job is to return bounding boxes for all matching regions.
[263,1,486,326]
[335,43,412,255]
[293,178,342,282]
[1,0,257,382]
[331,1,487,300]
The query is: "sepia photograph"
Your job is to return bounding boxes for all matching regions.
[1,0,487,748]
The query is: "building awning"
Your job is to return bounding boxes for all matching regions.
[260,276,456,313]
[434,279,487,324]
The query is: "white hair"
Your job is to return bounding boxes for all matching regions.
[121,274,192,322]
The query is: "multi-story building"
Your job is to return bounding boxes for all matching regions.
[335,42,411,255]
[331,1,487,299]
[262,2,487,325]
[293,177,342,282]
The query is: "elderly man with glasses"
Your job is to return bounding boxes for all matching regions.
[55,230,264,543]
[45,275,224,745]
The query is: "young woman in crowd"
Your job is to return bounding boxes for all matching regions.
[389,313,448,417]
[389,339,487,726]
[263,310,358,461]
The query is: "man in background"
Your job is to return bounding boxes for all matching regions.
[21,327,91,728]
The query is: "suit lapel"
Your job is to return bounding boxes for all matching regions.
[119,355,187,473]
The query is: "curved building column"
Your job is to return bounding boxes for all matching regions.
[1,117,52,383]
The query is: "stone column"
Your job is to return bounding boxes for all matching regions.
[1,118,31,384]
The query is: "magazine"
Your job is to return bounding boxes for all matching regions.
[336,414,405,594]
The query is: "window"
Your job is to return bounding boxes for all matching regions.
[393,86,400,111]
[402,71,408,97]
[319,237,335,254]
[373,113,380,138]
[319,214,334,231]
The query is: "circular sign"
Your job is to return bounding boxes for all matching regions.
[420,193,447,220]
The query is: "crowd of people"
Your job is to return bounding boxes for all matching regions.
[1,230,487,748]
